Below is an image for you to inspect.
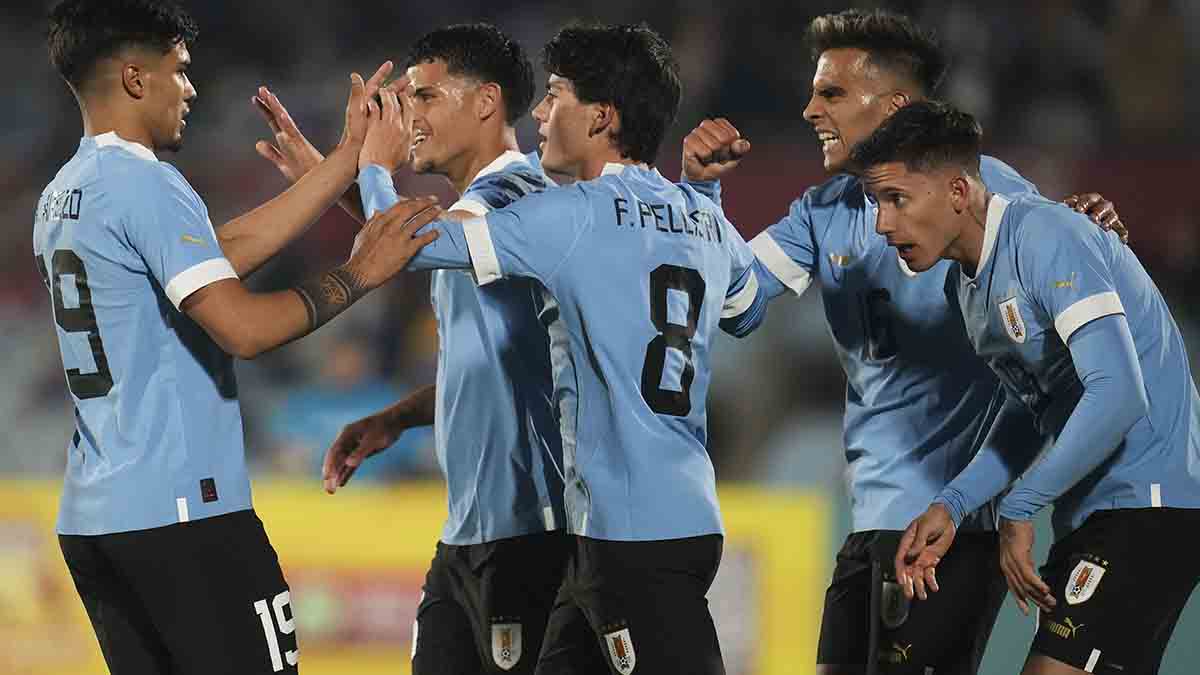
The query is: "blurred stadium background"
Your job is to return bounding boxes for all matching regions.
[3,0,1199,673]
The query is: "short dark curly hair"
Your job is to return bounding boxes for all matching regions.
[806,9,946,96]
[850,100,982,177]
[48,0,198,89]
[542,23,681,164]
[405,23,534,126]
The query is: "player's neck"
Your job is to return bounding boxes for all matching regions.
[953,186,992,277]
[449,127,520,195]
[78,96,157,157]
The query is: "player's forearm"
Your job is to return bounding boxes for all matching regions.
[935,393,1044,527]
[358,166,474,272]
[218,145,358,277]
[997,315,1147,521]
[683,179,722,209]
[382,384,436,430]
[185,265,371,359]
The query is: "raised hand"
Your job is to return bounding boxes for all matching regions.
[682,117,751,182]
[1064,193,1127,244]
[360,78,413,174]
[343,196,441,289]
[253,85,323,183]
[894,503,957,600]
[998,517,1055,615]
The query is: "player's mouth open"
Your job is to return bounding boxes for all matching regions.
[816,130,839,149]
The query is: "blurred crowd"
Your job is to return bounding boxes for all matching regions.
[3,0,1199,493]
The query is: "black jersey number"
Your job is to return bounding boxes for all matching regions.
[36,251,113,399]
[641,264,706,416]
[861,288,897,361]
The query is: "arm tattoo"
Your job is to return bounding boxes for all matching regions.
[292,266,369,331]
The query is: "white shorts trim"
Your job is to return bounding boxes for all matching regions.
[165,257,238,310]
[176,497,190,522]
[1084,648,1101,673]
[462,217,503,286]
[1054,291,1124,342]
[749,232,812,297]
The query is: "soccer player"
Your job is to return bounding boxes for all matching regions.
[679,9,1125,675]
[258,24,570,675]
[862,100,1200,675]
[39,1,439,673]
[356,23,766,675]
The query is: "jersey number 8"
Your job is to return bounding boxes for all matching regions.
[641,264,706,416]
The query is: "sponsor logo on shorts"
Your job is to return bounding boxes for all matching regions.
[880,580,911,629]
[1065,560,1106,605]
[491,622,522,670]
[1044,617,1085,639]
[880,642,913,664]
[999,297,1027,343]
[603,627,636,674]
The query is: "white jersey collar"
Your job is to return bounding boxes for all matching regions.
[469,150,529,185]
[92,131,157,162]
[601,161,650,176]
[962,193,1010,283]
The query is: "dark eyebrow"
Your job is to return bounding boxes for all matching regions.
[413,86,437,96]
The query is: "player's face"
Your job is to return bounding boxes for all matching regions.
[803,48,899,174]
[531,75,590,177]
[405,60,481,175]
[864,161,960,272]
[144,42,195,153]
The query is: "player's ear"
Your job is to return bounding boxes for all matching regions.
[950,173,969,214]
[888,91,910,114]
[476,82,502,122]
[589,102,618,139]
[121,62,147,100]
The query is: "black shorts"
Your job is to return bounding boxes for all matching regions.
[1031,508,1200,674]
[535,534,725,675]
[412,530,571,675]
[58,509,297,675]
[817,529,1007,674]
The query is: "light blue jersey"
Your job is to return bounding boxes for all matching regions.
[33,133,249,535]
[744,156,1038,532]
[364,162,765,541]
[950,194,1200,539]
[359,152,565,544]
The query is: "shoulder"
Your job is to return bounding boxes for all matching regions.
[794,173,859,209]
[981,155,1038,195]
[98,152,200,207]
[1009,195,1094,244]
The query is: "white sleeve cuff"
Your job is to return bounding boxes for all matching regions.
[448,198,490,217]
[461,217,503,286]
[722,269,760,318]
[750,232,812,297]
[165,257,238,309]
[1055,291,1125,341]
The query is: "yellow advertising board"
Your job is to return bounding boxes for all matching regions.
[0,480,827,675]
